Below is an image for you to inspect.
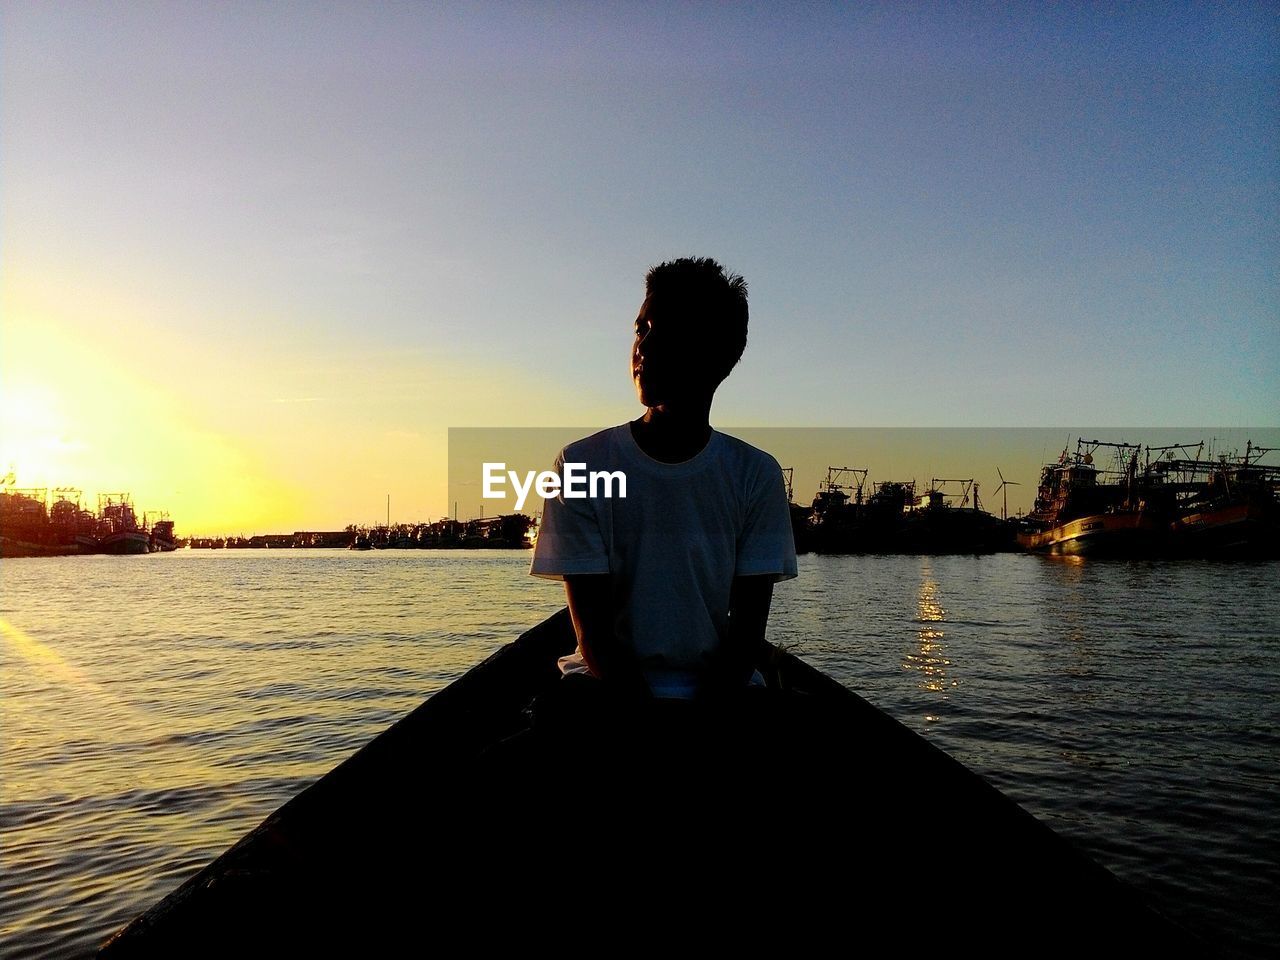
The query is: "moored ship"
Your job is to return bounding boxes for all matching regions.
[50,489,101,554]
[1013,438,1280,557]
[0,479,176,557]
[802,467,1010,554]
[1017,440,1166,556]
[96,494,152,554]
[0,486,83,557]
[900,478,1012,553]
[150,517,178,552]
[1155,442,1279,557]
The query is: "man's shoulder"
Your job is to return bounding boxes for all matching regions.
[713,431,784,477]
[560,424,626,463]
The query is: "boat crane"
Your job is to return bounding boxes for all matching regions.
[929,478,981,512]
[822,467,868,505]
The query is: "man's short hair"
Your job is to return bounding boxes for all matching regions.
[644,257,749,384]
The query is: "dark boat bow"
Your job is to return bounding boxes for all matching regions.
[100,609,1196,954]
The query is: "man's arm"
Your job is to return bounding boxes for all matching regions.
[700,574,775,699]
[564,574,651,698]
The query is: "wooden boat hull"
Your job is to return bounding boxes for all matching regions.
[1170,501,1277,557]
[98,530,152,555]
[1018,511,1161,556]
[0,536,85,558]
[99,609,1194,954]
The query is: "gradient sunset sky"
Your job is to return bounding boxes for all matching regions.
[3,3,1276,534]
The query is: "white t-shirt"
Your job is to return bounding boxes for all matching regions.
[529,423,798,698]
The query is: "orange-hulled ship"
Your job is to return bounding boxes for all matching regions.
[1017,440,1168,556]
[1156,442,1279,557]
[1019,439,1279,557]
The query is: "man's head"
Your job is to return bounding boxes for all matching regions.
[632,257,749,409]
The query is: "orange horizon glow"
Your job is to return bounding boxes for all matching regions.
[6,273,1276,539]
[0,277,619,537]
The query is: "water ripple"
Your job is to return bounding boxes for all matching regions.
[1,551,1277,958]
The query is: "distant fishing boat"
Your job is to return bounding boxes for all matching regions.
[899,478,1011,553]
[1155,442,1279,557]
[150,518,178,553]
[1,481,179,558]
[51,491,100,553]
[1,486,83,557]
[96,495,152,555]
[1018,440,1166,556]
[802,468,1009,554]
[1019,439,1279,557]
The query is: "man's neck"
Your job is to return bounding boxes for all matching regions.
[630,403,713,464]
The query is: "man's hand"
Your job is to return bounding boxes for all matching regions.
[564,574,651,699]
[700,574,775,699]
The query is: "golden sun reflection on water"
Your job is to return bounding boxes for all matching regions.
[0,616,131,711]
[0,617,224,790]
[902,564,956,712]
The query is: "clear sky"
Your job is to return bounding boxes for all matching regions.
[2,3,1276,534]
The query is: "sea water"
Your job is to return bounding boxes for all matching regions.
[1,551,1277,957]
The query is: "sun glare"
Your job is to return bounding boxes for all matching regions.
[0,381,65,482]
[0,306,306,535]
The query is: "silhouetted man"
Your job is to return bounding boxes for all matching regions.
[530,257,797,705]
